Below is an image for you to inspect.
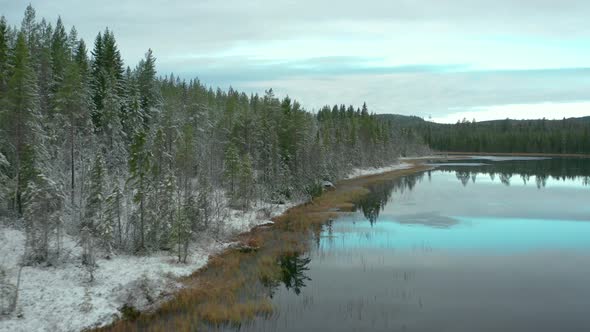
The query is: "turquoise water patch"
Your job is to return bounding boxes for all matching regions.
[322,216,590,252]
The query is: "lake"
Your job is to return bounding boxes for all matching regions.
[235,157,590,332]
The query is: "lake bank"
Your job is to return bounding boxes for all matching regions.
[221,156,590,332]
[95,161,433,331]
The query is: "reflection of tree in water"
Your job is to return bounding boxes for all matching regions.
[264,252,312,298]
[279,253,311,295]
[439,158,590,188]
[456,170,470,186]
[355,173,425,224]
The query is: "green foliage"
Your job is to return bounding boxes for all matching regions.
[127,130,151,251]
[223,142,240,196]
[305,181,324,200]
[237,152,254,209]
[104,185,123,250]
[85,154,105,227]
[1,31,38,214]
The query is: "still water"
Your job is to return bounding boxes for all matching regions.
[240,157,590,332]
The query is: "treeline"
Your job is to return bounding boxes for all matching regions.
[417,117,590,154]
[0,7,424,266]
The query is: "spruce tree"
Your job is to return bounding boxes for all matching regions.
[238,152,254,209]
[0,16,9,94]
[23,173,62,264]
[128,131,151,252]
[104,185,123,250]
[223,142,240,199]
[3,32,38,214]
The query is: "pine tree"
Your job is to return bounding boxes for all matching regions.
[84,154,106,257]
[223,142,240,199]
[91,29,124,128]
[23,173,63,264]
[51,17,69,87]
[173,192,194,263]
[2,32,38,214]
[0,153,10,212]
[36,18,53,117]
[100,85,126,171]
[238,152,254,209]
[152,170,175,250]
[137,49,159,125]
[0,16,9,94]
[54,50,92,207]
[128,131,151,252]
[104,185,123,250]
[20,5,39,59]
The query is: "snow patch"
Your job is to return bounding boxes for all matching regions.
[346,162,413,179]
[0,201,290,332]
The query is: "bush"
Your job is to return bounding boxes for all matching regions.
[305,181,324,200]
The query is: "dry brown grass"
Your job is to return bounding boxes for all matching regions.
[94,163,429,332]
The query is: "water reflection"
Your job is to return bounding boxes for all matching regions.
[264,253,312,298]
[435,157,590,188]
[394,212,460,228]
[278,254,311,296]
[354,158,590,224]
[233,158,590,332]
[355,173,425,224]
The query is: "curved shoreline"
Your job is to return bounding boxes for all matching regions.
[95,161,433,331]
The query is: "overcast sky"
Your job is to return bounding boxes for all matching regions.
[3,0,590,122]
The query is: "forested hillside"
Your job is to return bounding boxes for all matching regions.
[382,115,590,154]
[420,118,590,154]
[0,6,425,266]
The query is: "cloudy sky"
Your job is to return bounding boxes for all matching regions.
[3,0,590,122]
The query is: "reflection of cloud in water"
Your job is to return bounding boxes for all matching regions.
[389,211,461,228]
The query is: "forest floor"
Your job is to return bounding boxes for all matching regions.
[0,161,428,332]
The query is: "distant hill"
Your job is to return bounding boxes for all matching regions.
[376,114,590,128]
[375,114,428,127]
[428,117,590,154]
[377,114,590,154]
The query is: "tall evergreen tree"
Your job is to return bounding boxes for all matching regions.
[2,32,38,214]
[127,131,151,252]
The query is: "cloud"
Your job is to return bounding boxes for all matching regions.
[235,68,590,118]
[2,0,590,120]
[432,102,590,123]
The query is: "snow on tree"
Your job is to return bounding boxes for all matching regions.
[127,130,151,252]
[0,6,427,269]
[23,173,63,264]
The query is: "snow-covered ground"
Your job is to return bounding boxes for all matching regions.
[346,162,413,179]
[0,201,291,332]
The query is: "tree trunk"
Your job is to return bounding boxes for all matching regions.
[140,177,145,251]
[70,123,75,207]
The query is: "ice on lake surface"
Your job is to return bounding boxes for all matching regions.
[231,157,590,332]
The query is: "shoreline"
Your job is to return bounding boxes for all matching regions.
[0,161,430,332]
[436,151,590,158]
[96,161,432,331]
